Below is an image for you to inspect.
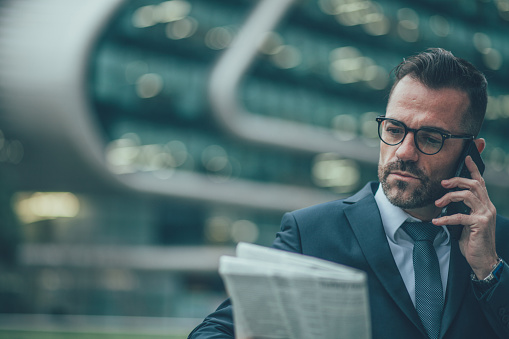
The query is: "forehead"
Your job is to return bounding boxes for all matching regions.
[386,76,470,132]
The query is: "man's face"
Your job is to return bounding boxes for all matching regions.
[378,76,470,211]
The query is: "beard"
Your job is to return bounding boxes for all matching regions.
[378,160,448,209]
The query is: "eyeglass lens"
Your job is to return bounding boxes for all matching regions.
[379,119,443,155]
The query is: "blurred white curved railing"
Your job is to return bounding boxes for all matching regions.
[0,0,340,212]
[208,0,380,163]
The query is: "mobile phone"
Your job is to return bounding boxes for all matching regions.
[440,140,485,217]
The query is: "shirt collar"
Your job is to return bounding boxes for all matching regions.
[374,183,450,245]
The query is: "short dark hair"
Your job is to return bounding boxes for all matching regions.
[389,48,487,137]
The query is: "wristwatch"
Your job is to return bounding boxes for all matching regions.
[471,258,504,293]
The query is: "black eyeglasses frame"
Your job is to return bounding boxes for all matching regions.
[375,115,475,155]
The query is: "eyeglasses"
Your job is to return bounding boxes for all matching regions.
[376,115,474,155]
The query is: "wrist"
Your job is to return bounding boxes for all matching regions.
[471,257,503,283]
[472,256,501,280]
[471,258,504,295]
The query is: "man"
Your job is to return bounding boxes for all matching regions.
[189,48,509,338]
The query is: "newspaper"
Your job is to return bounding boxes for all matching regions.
[219,242,371,339]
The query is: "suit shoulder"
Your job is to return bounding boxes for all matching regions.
[289,182,377,219]
[288,197,349,219]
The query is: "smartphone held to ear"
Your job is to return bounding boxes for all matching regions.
[440,140,485,218]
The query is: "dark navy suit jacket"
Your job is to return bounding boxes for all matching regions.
[189,182,509,338]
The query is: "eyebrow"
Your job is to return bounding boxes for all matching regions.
[389,118,454,135]
[419,125,453,135]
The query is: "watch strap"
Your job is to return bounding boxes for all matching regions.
[471,258,504,294]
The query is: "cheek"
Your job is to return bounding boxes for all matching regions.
[427,157,457,180]
[379,144,394,165]
[435,145,464,177]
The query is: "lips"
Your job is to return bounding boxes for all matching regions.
[390,171,420,181]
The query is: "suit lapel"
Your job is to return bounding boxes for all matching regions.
[439,237,470,338]
[344,184,425,334]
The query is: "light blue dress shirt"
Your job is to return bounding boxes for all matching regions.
[374,184,451,305]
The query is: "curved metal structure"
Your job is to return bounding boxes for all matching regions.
[208,0,380,163]
[0,0,340,212]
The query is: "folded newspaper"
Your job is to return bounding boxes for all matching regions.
[219,242,371,339]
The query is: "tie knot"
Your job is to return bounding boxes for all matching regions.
[402,221,440,242]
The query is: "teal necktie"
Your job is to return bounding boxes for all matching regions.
[402,222,444,339]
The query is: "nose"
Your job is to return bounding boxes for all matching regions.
[395,132,419,162]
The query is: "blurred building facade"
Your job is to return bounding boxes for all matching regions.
[0,0,509,324]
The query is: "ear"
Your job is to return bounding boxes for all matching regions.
[474,138,486,154]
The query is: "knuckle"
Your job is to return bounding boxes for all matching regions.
[477,215,491,225]
[469,180,481,191]
[465,190,476,200]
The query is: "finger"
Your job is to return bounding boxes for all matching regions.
[432,213,470,227]
[465,155,485,186]
[442,176,488,202]
[433,210,488,227]
[435,189,479,209]
[442,177,475,191]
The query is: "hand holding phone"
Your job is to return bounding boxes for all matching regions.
[440,140,485,217]
[440,140,485,238]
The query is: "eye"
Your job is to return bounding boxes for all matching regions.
[418,131,442,145]
[384,123,404,135]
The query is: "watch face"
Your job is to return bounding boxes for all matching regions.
[471,272,495,284]
[471,260,503,285]
[482,273,495,283]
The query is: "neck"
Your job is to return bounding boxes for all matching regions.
[404,205,442,222]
